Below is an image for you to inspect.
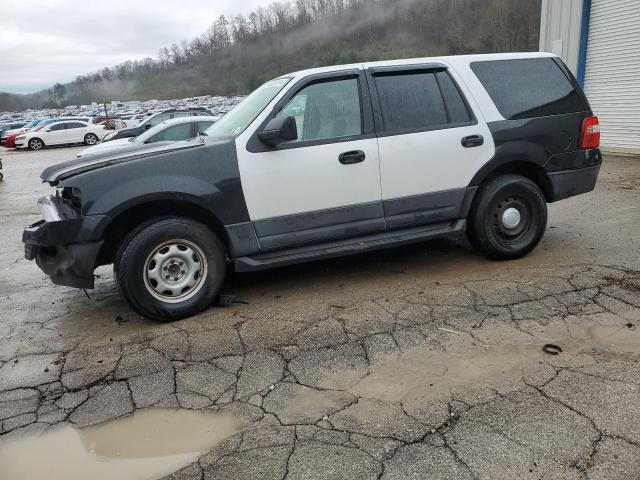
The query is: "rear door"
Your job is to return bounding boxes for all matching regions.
[368,65,494,230]
[63,122,89,143]
[238,70,384,252]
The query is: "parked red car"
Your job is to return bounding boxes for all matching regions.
[0,131,22,148]
[1,124,47,148]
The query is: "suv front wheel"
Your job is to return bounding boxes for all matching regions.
[114,217,226,321]
[467,174,547,260]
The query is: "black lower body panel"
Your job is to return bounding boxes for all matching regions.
[234,219,466,272]
[548,164,601,202]
[23,220,103,289]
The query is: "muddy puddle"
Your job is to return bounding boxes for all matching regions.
[0,408,239,480]
[352,317,640,403]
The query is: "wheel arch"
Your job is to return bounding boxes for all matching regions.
[469,159,553,202]
[97,197,230,266]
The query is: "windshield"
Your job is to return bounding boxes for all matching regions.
[35,119,55,128]
[204,77,291,140]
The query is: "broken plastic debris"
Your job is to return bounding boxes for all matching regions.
[438,327,460,335]
[542,344,563,355]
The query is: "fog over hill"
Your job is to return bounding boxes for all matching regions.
[0,0,541,111]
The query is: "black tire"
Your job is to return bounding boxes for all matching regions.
[467,174,547,260]
[84,133,99,145]
[114,217,226,322]
[28,138,44,150]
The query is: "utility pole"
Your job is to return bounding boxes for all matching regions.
[103,102,110,129]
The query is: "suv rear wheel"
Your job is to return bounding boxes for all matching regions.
[467,175,547,260]
[114,217,226,321]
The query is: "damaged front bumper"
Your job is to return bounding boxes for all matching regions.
[22,198,108,289]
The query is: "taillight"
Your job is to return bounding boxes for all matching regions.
[580,116,600,149]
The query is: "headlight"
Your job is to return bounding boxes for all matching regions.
[37,196,61,222]
[103,131,116,141]
[16,135,26,140]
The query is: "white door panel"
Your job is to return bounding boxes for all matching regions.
[378,123,494,200]
[43,128,67,145]
[238,138,381,220]
[67,128,85,143]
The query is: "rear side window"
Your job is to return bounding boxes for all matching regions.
[471,58,586,120]
[375,72,447,132]
[436,71,471,124]
[373,70,472,133]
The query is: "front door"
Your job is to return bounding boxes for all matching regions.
[43,122,68,145]
[237,72,383,252]
[368,66,495,229]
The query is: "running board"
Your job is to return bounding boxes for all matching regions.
[233,219,466,272]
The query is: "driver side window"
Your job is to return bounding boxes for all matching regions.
[277,78,362,144]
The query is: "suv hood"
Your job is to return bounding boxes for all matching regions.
[77,137,144,157]
[41,138,205,184]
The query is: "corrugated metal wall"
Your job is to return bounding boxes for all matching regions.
[584,0,640,154]
[539,0,583,73]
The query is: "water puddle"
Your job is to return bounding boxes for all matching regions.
[352,317,640,403]
[352,343,542,403]
[0,408,239,480]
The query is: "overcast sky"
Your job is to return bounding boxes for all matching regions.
[0,0,266,94]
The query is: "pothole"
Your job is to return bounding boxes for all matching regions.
[351,316,640,403]
[0,408,239,480]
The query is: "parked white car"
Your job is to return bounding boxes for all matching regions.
[15,121,105,150]
[117,114,144,129]
[77,116,218,157]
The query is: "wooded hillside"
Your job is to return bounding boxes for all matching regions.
[1,0,541,111]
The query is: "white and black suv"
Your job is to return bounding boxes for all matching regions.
[24,53,602,321]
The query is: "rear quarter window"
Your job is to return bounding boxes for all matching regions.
[471,58,587,120]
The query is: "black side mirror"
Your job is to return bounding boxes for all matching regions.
[144,124,152,130]
[258,116,298,146]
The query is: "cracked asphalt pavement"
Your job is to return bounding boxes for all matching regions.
[1,146,640,479]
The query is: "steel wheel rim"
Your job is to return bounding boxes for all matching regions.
[143,239,208,303]
[86,135,97,144]
[491,196,531,241]
[31,139,42,149]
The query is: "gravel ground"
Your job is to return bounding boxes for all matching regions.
[0,145,639,479]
